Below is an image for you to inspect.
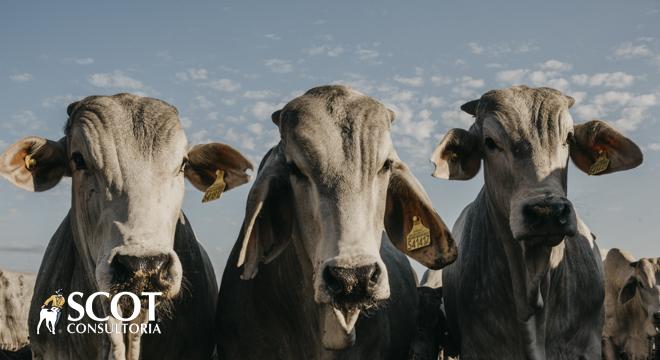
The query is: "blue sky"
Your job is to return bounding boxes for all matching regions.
[1,0,659,279]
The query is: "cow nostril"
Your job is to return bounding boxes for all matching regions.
[113,254,169,276]
[323,267,344,296]
[368,264,381,287]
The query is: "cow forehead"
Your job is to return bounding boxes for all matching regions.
[66,94,185,157]
[478,86,573,143]
[280,86,392,177]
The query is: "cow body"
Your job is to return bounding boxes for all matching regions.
[218,233,417,359]
[0,270,35,353]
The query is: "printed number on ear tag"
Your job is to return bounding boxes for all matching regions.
[202,169,226,203]
[588,151,610,176]
[406,216,431,251]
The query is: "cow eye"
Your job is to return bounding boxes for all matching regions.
[484,137,500,151]
[380,159,393,173]
[71,152,87,171]
[287,162,306,179]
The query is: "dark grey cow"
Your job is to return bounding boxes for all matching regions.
[0,94,252,360]
[427,86,642,359]
[216,85,457,359]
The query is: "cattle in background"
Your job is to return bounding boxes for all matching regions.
[602,248,660,360]
[427,86,643,359]
[216,85,457,359]
[0,270,35,357]
[0,94,252,360]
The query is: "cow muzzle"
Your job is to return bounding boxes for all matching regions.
[516,195,577,247]
[110,252,182,300]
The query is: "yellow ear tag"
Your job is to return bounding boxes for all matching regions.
[406,216,431,251]
[588,151,610,176]
[202,169,226,203]
[24,154,36,171]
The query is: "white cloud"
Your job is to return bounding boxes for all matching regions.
[612,41,652,59]
[442,109,474,128]
[206,78,241,92]
[74,57,94,65]
[648,143,660,151]
[247,123,263,136]
[304,44,344,57]
[251,101,279,119]
[10,73,33,83]
[574,91,657,131]
[180,116,192,129]
[430,75,452,86]
[176,68,208,81]
[422,96,446,108]
[452,76,485,98]
[265,59,293,74]
[192,95,214,110]
[467,42,484,55]
[6,110,45,131]
[42,94,79,108]
[571,72,635,88]
[243,90,277,99]
[88,71,143,89]
[355,47,381,64]
[496,69,529,84]
[539,59,572,72]
[264,33,281,40]
[393,75,424,87]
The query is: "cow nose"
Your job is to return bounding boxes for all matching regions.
[323,264,380,302]
[523,198,573,229]
[113,254,170,277]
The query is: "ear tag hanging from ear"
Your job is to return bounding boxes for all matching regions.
[24,154,36,171]
[406,216,431,251]
[588,150,610,176]
[202,169,226,203]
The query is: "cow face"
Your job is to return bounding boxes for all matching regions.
[619,258,660,336]
[236,85,456,350]
[0,94,252,307]
[431,86,642,247]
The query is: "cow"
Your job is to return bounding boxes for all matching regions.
[0,93,253,360]
[426,85,643,359]
[0,269,35,356]
[216,85,458,359]
[602,248,660,360]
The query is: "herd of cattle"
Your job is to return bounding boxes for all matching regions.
[0,85,653,360]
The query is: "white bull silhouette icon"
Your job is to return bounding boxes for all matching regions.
[37,306,61,335]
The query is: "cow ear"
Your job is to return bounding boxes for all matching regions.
[237,147,293,280]
[431,128,482,180]
[0,136,68,192]
[570,120,643,176]
[185,143,254,192]
[460,99,480,116]
[619,276,639,304]
[385,162,457,269]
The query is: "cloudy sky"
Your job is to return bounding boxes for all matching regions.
[1,0,659,279]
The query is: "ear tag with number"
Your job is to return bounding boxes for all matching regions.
[24,154,36,171]
[588,150,610,176]
[202,169,226,203]
[406,216,431,251]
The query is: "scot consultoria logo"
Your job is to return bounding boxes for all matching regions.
[37,289,65,335]
[36,289,163,335]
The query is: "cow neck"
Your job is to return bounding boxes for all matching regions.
[67,211,101,293]
[480,188,551,359]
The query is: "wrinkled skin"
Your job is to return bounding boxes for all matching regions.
[0,93,252,360]
[427,86,643,359]
[217,85,457,359]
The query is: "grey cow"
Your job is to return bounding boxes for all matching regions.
[216,85,457,359]
[0,94,252,360]
[0,269,35,354]
[427,86,643,359]
[602,248,660,360]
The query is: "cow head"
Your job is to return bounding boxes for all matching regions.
[0,94,252,309]
[431,86,642,317]
[236,85,456,349]
[619,257,660,336]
